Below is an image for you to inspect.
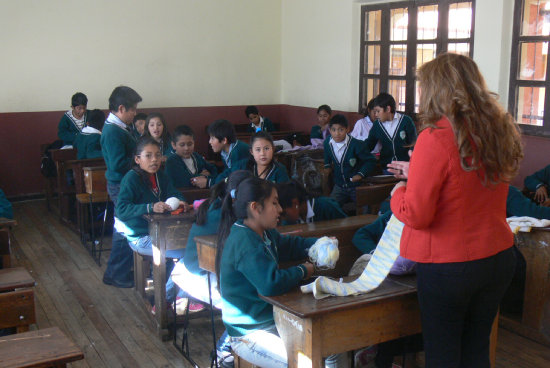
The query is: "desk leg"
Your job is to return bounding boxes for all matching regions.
[152,222,169,340]
[274,306,322,368]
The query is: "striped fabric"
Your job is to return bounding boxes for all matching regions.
[301,215,403,299]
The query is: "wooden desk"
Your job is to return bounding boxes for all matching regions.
[143,210,196,339]
[179,188,211,203]
[0,218,17,269]
[500,228,550,346]
[0,267,35,291]
[261,275,421,368]
[355,182,397,215]
[50,148,77,224]
[0,267,36,333]
[68,158,105,194]
[236,130,297,144]
[0,326,84,368]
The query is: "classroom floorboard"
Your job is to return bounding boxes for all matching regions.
[7,199,550,367]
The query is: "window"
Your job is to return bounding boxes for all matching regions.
[359,1,475,115]
[509,0,550,136]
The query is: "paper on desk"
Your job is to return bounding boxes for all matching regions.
[301,215,403,299]
[507,216,550,234]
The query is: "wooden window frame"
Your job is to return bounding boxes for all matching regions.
[508,0,550,137]
[359,0,476,115]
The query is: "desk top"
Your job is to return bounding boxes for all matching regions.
[0,326,84,368]
[0,218,17,228]
[260,275,417,318]
[0,267,35,292]
[143,210,196,223]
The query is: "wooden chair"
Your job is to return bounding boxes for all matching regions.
[133,252,152,300]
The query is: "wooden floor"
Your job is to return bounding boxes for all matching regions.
[7,199,550,367]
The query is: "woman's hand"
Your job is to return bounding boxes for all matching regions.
[387,161,410,180]
[534,186,548,204]
[153,202,172,213]
[391,181,407,196]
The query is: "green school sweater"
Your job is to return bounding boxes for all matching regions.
[101,122,136,184]
[231,159,290,183]
[0,189,13,219]
[524,164,550,192]
[115,169,185,242]
[165,152,218,188]
[74,130,103,160]
[352,210,392,255]
[246,117,276,133]
[214,140,251,184]
[57,112,86,145]
[220,220,316,336]
[280,196,347,226]
[507,186,550,219]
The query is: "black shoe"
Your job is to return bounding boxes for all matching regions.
[103,275,134,288]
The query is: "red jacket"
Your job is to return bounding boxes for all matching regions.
[390,117,513,263]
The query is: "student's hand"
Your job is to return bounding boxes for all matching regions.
[180,201,191,212]
[350,174,363,183]
[191,176,208,188]
[387,161,410,179]
[153,202,172,213]
[534,186,548,204]
[200,169,211,176]
[390,181,407,196]
[302,262,315,279]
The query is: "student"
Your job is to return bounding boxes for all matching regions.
[365,93,417,170]
[132,113,147,140]
[245,105,275,133]
[507,185,550,219]
[165,125,218,188]
[232,131,290,183]
[323,114,377,207]
[524,164,550,205]
[310,104,331,147]
[73,109,105,160]
[351,98,382,153]
[144,113,172,157]
[58,92,88,145]
[0,189,13,220]
[277,180,346,225]
[208,119,251,184]
[217,177,347,368]
[116,138,188,297]
[101,85,142,288]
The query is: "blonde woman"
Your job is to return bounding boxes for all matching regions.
[389,53,523,367]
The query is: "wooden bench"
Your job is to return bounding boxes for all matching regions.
[0,326,84,368]
[355,181,398,215]
[0,267,36,333]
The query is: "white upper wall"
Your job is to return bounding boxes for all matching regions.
[281,0,516,111]
[0,0,282,112]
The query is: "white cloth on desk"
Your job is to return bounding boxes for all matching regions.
[507,216,550,233]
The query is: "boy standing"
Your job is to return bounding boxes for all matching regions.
[101,86,142,288]
[208,119,250,184]
[324,114,376,207]
[365,93,417,170]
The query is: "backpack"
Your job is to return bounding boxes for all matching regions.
[40,140,64,177]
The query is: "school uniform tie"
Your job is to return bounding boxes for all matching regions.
[301,214,403,299]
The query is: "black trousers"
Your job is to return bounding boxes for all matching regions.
[416,247,516,368]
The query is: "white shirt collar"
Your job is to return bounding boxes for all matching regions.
[106,112,128,130]
[305,198,315,223]
[82,126,101,134]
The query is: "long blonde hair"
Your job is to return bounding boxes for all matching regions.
[417,53,523,185]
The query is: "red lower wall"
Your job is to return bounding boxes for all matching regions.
[0,104,548,197]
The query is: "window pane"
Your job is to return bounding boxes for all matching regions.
[517,86,545,126]
[449,2,473,39]
[417,43,436,69]
[389,44,407,76]
[447,42,470,56]
[521,0,550,36]
[365,45,381,74]
[389,79,406,111]
[391,8,408,41]
[365,10,382,41]
[418,5,438,40]
[362,78,380,104]
[518,42,548,81]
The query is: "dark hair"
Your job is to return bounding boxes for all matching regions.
[207,119,236,144]
[87,109,105,131]
[132,137,161,188]
[144,113,171,150]
[108,86,142,112]
[329,114,348,128]
[247,131,275,174]
[172,125,195,143]
[245,105,259,117]
[215,177,276,281]
[71,92,88,107]
[276,180,309,209]
[364,98,376,117]
[134,113,147,123]
[196,170,252,226]
[317,104,332,115]
[373,92,396,113]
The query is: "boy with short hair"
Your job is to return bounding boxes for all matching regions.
[132,112,147,140]
[324,114,376,207]
[58,92,88,145]
[245,105,275,133]
[208,119,251,184]
[351,98,381,155]
[73,109,106,159]
[101,85,142,288]
[365,92,417,170]
[165,125,218,188]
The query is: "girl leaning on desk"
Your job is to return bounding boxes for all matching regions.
[387,53,523,368]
